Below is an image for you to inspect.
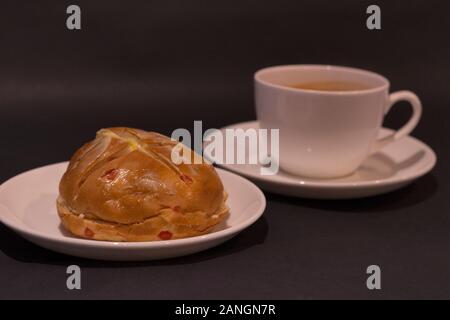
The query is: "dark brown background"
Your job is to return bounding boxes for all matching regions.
[0,0,449,299]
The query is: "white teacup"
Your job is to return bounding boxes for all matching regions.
[255,65,422,178]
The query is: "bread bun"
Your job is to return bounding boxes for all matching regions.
[57,127,228,241]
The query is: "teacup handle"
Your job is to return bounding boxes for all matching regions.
[372,91,422,153]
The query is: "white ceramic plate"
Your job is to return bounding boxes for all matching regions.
[204,121,436,199]
[0,162,266,261]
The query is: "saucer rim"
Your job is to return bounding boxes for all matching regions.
[208,120,436,189]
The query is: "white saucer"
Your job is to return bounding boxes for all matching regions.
[204,121,436,199]
[0,162,266,261]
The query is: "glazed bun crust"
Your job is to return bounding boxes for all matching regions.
[58,127,228,241]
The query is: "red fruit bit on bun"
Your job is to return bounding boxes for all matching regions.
[84,228,95,238]
[158,230,173,240]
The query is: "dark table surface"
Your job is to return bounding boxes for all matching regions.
[1,0,450,299]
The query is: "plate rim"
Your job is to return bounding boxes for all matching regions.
[0,162,266,249]
[205,120,437,189]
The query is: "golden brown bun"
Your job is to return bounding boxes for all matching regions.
[58,127,229,241]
